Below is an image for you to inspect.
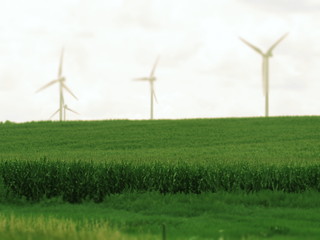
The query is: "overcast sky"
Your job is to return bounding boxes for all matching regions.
[0,0,319,122]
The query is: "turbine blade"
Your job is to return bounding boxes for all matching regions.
[153,89,158,103]
[262,59,267,96]
[58,48,64,77]
[35,80,59,93]
[150,56,160,78]
[267,33,289,54]
[150,83,158,103]
[62,83,78,100]
[61,90,65,106]
[65,106,79,115]
[49,109,60,119]
[133,77,149,81]
[239,37,264,55]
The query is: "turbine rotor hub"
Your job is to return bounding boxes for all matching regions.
[266,52,273,57]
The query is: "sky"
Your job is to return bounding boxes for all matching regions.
[0,0,319,122]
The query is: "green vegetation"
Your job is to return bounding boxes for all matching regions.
[0,213,146,240]
[0,116,319,239]
[1,160,320,202]
[0,116,319,202]
[1,191,320,240]
[0,116,319,164]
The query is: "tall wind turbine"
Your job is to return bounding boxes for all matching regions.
[240,33,288,117]
[36,48,78,121]
[134,56,160,120]
[49,104,79,121]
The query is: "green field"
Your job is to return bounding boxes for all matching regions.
[0,116,319,163]
[0,116,320,239]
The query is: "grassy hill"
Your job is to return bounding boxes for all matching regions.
[0,116,319,202]
[0,116,319,164]
[1,116,320,239]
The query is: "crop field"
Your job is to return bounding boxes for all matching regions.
[0,117,319,164]
[0,116,320,239]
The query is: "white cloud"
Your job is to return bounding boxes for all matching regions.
[240,0,320,13]
[0,0,319,122]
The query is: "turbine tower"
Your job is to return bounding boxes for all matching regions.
[240,33,288,117]
[49,104,79,121]
[134,56,160,120]
[36,48,78,121]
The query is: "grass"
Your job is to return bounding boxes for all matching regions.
[1,191,320,239]
[0,116,319,164]
[0,213,152,240]
[0,116,319,239]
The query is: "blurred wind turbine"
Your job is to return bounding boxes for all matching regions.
[36,48,78,121]
[63,104,79,121]
[49,104,79,121]
[134,56,160,120]
[240,33,288,117]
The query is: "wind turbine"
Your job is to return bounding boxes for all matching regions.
[63,104,79,121]
[36,48,78,121]
[134,56,160,120]
[49,104,79,121]
[240,33,288,117]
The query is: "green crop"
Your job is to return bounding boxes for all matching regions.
[1,160,319,203]
[0,116,319,202]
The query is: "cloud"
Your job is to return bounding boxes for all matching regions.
[240,0,320,13]
[0,0,319,122]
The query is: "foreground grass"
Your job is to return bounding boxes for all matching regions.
[1,191,320,240]
[0,215,149,240]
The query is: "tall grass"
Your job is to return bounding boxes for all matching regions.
[0,214,154,240]
[1,160,319,203]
